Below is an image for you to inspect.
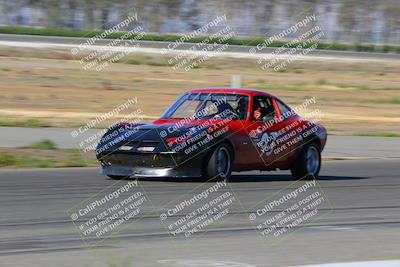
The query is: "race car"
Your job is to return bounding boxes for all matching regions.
[96,88,327,180]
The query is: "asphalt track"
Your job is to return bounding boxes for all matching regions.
[0,158,399,267]
[1,126,400,159]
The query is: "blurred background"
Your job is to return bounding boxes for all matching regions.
[0,0,400,45]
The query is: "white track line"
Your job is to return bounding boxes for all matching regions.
[0,40,392,63]
[310,225,359,232]
[291,260,400,267]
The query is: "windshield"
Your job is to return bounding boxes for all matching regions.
[161,93,249,120]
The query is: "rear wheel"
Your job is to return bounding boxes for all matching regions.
[290,142,321,180]
[204,143,233,181]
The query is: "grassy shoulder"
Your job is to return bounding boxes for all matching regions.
[0,118,53,128]
[354,132,400,137]
[0,140,97,168]
[1,26,400,54]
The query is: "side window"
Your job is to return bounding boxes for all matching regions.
[252,96,276,122]
[173,99,202,118]
[276,100,293,122]
[201,100,219,117]
[231,96,249,120]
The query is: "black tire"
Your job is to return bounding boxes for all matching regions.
[204,143,233,181]
[107,175,127,180]
[290,142,321,180]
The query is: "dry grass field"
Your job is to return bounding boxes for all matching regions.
[0,47,399,136]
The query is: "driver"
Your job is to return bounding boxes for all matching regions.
[253,99,262,120]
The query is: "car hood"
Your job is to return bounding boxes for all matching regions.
[96,119,218,155]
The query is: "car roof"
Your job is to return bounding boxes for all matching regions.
[189,88,275,98]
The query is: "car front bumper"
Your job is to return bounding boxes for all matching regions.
[97,151,205,178]
[100,165,200,178]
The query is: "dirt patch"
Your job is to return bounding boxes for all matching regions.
[0,47,399,135]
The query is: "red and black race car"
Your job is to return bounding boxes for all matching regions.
[96,88,327,180]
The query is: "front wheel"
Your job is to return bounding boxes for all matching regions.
[290,142,321,180]
[204,143,233,181]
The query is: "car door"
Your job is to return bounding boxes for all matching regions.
[245,95,284,170]
[272,98,300,168]
[221,94,260,170]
